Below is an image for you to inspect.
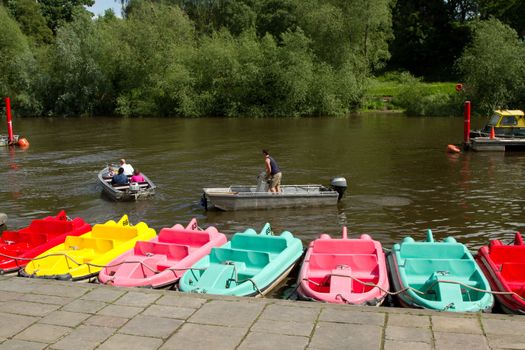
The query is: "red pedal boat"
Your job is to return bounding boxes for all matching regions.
[0,211,91,273]
[476,232,525,314]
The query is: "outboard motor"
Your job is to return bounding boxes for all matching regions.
[129,182,140,193]
[330,177,347,200]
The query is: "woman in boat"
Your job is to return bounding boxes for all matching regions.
[111,167,129,186]
[262,149,282,193]
[130,169,145,183]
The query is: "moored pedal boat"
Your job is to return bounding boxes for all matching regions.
[388,230,493,312]
[476,233,525,314]
[98,167,156,201]
[178,223,303,297]
[21,215,156,281]
[98,218,227,288]
[0,211,91,274]
[297,227,389,305]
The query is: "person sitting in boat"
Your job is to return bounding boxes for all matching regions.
[263,149,282,193]
[130,169,145,183]
[111,167,129,186]
[119,159,134,176]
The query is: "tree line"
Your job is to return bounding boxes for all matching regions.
[1,0,525,117]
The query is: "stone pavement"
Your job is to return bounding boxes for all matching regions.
[0,275,522,350]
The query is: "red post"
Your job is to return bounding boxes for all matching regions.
[464,101,471,143]
[5,97,14,143]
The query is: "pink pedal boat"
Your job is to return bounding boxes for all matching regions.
[98,218,227,288]
[297,227,389,305]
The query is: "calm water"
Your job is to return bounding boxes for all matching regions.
[1,113,524,253]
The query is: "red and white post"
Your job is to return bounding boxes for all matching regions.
[5,97,14,143]
[464,101,471,144]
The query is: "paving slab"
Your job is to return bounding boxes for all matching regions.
[486,334,525,349]
[155,294,207,308]
[251,318,314,337]
[482,317,525,335]
[30,283,91,298]
[80,287,127,302]
[387,313,430,328]
[143,304,196,320]
[434,331,490,350]
[258,304,319,323]
[84,315,129,329]
[14,323,71,343]
[385,325,432,343]
[18,293,75,305]
[98,334,163,350]
[0,339,48,350]
[318,308,385,326]
[97,304,143,318]
[383,340,432,350]
[114,291,161,307]
[50,325,115,350]
[431,315,483,334]
[188,300,264,328]
[0,312,38,338]
[0,300,60,317]
[160,323,247,350]
[118,315,183,339]
[40,310,91,327]
[238,331,309,350]
[309,322,382,349]
[62,299,107,314]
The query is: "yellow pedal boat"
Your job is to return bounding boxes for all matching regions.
[21,215,156,281]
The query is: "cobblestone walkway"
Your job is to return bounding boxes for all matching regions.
[0,275,521,349]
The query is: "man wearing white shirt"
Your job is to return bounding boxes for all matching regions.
[119,159,134,176]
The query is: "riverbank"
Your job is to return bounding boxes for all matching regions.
[0,275,521,349]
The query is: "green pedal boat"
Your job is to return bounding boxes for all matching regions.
[388,230,493,312]
[178,223,303,297]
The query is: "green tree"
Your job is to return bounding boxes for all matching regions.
[6,0,53,44]
[457,18,525,113]
[39,0,94,33]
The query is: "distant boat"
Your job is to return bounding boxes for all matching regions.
[97,167,156,201]
[201,176,347,211]
[470,110,525,139]
[178,223,303,297]
[388,230,493,312]
[0,211,91,274]
[297,227,389,305]
[476,232,525,314]
[98,218,227,289]
[20,215,156,281]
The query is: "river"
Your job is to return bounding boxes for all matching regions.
[1,113,524,253]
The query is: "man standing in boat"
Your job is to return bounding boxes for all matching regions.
[263,149,282,193]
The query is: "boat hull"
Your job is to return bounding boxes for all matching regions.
[203,185,338,211]
[297,232,389,305]
[98,168,156,201]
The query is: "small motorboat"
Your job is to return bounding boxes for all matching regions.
[297,227,389,305]
[20,215,156,281]
[388,230,493,312]
[470,110,525,139]
[98,218,227,288]
[0,211,91,274]
[476,232,525,314]
[201,175,347,211]
[98,167,156,201]
[178,223,303,297]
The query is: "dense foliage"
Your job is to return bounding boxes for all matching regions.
[1,0,525,117]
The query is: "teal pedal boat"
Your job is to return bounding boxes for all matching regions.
[388,230,493,312]
[178,223,303,297]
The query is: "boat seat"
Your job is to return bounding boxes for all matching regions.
[309,253,377,275]
[230,234,288,253]
[210,247,270,269]
[28,220,73,235]
[489,246,525,264]
[134,241,189,260]
[400,243,467,259]
[18,232,48,246]
[64,236,114,253]
[500,263,525,282]
[403,258,476,277]
[313,240,376,255]
[112,182,149,190]
[91,225,138,241]
[158,229,211,247]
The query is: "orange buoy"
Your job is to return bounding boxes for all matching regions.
[490,126,495,139]
[447,144,461,153]
[17,138,29,148]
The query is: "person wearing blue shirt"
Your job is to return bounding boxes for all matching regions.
[111,167,129,186]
